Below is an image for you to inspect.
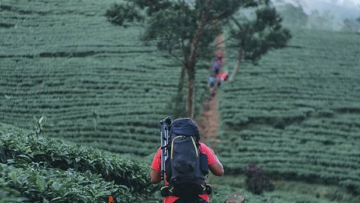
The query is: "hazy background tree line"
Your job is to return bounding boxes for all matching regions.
[274,0,360,32]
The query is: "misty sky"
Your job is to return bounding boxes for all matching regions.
[279,0,360,19]
[315,0,360,7]
[298,0,360,9]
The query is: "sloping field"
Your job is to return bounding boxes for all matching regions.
[0,0,208,156]
[0,122,157,202]
[4,122,318,203]
[2,0,360,202]
[218,28,360,194]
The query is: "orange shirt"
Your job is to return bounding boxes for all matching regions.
[217,73,227,81]
[151,142,218,203]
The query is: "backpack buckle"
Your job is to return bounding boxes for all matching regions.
[161,185,170,197]
[205,184,212,195]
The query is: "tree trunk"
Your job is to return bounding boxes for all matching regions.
[186,70,195,119]
[229,50,243,82]
[178,65,186,93]
[185,0,211,118]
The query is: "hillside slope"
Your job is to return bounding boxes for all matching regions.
[2,0,360,202]
[0,0,209,156]
[216,28,360,201]
[0,122,156,202]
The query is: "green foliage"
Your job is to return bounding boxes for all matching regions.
[106,0,290,64]
[0,163,135,203]
[277,3,308,27]
[0,176,27,203]
[0,124,157,202]
[245,162,274,195]
[229,6,291,64]
[209,184,289,203]
[167,91,187,119]
[105,0,290,118]
[1,0,360,202]
[0,126,152,193]
[0,0,211,156]
[106,0,221,60]
[307,10,337,31]
[105,3,144,27]
[32,116,47,138]
[218,28,360,195]
[341,18,360,33]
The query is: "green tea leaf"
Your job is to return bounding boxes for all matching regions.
[52,182,62,191]
[36,177,46,192]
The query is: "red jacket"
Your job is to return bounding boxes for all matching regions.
[217,73,228,81]
[151,143,217,203]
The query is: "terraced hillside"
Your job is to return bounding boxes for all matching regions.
[2,0,360,202]
[0,0,208,156]
[217,28,360,194]
[3,122,322,203]
[0,122,156,202]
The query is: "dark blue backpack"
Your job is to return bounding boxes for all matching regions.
[164,118,209,199]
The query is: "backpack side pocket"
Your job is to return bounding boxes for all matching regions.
[200,153,209,175]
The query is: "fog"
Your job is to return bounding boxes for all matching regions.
[278,0,360,19]
[273,0,360,31]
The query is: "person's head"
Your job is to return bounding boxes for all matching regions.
[170,118,200,142]
[217,52,223,60]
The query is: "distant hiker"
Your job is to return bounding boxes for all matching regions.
[217,52,223,62]
[217,72,228,88]
[212,60,221,76]
[209,76,215,94]
[150,118,224,203]
[212,52,223,76]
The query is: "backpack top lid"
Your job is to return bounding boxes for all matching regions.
[170,118,200,141]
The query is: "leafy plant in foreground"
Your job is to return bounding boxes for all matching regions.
[245,162,274,195]
[0,124,158,201]
[0,163,140,203]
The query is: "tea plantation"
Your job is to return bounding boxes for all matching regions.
[216,28,360,201]
[0,123,155,202]
[1,0,360,202]
[0,0,208,157]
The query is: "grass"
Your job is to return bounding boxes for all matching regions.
[0,0,209,157]
[216,27,360,197]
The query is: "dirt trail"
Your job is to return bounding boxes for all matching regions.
[195,35,224,152]
[196,94,221,152]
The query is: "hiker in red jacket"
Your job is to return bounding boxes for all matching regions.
[217,72,228,88]
[150,118,224,203]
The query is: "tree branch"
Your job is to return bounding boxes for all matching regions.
[230,15,244,31]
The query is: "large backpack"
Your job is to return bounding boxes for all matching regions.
[165,118,209,199]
